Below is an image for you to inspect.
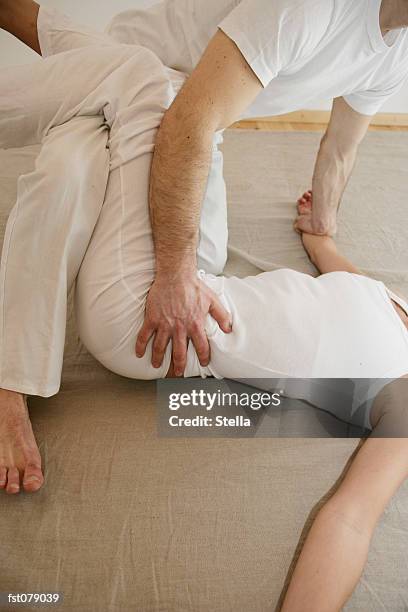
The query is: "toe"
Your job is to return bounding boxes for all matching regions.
[0,466,6,489]
[298,203,311,215]
[23,461,44,492]
[6,466,20,495]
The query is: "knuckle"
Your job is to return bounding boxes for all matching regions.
[174,318,185,332]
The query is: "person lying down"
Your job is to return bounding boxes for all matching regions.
[1,30,408,495]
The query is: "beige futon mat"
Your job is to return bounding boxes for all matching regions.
[0,130,407,611]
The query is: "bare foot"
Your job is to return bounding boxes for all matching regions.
[297,190,313,216]
[296,190,337,236]
[295,193,338,262]
[0,389,44,494]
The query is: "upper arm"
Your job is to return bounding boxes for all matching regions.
[167,29,263,132]
[370,375,408,430]
[325,97,372,152]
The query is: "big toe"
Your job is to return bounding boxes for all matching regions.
[23,461,44,493]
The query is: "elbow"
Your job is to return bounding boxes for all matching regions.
[159,92,220,146]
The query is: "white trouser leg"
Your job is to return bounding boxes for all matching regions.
[0,117,109,396]
[0,45,158,395]
[75,61,228,378]
[75,148,226,380]
[0,44,160,150]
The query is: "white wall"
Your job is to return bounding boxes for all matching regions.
[1,0,407,113]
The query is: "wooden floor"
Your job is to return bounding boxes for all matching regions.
[232,111,408,132]
[233,120,408,132]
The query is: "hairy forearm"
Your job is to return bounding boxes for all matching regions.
[311,133,358,231]
[149,106,215,279]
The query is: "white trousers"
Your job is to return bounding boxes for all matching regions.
[0,17,227,396]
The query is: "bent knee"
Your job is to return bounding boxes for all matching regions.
[90,338,171,382]
[75,286,170,382]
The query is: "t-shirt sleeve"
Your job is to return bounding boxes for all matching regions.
[218,0,330,88]
[344,70,408,116]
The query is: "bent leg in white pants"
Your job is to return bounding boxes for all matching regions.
[35,4,228,274]
[0,43,227,396]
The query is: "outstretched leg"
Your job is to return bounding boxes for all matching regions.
[280,435,408,611]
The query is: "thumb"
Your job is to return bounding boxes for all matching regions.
[209,298,233,333]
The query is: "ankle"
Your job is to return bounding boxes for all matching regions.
[0,388,24,399]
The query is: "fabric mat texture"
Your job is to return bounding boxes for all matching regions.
[0,129,407,611]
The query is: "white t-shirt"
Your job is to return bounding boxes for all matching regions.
[184,270,408,431]
[107,0,408,117]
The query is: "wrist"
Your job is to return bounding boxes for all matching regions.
[155,261,198,283]
[154,238,199,280]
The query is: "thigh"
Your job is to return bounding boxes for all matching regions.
[38,6,112,57]
[75,157,170,380]
[75,138,228,379]
[0,45,144,149]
